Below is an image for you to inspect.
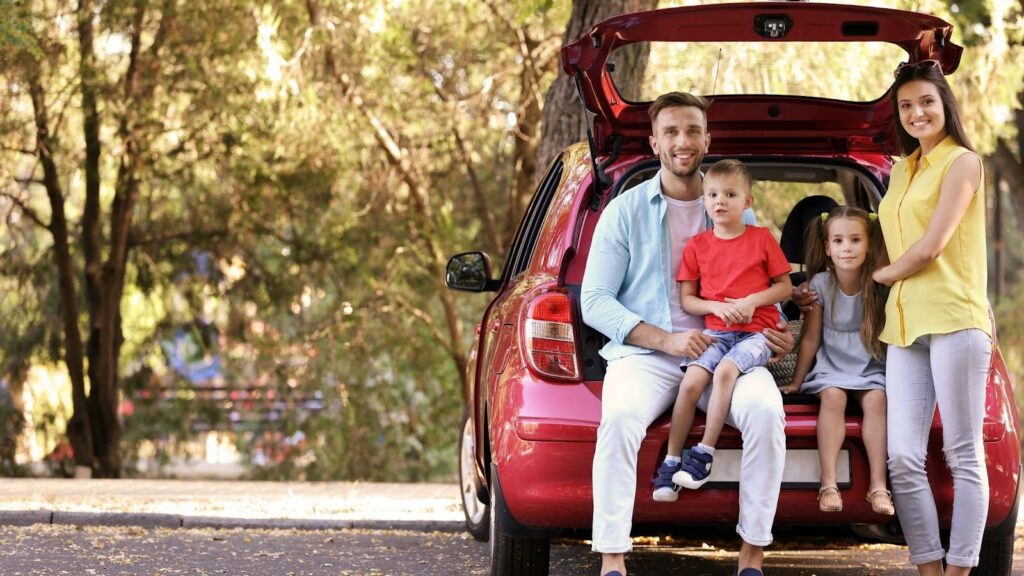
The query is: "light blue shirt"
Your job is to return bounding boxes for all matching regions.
[580,170,757,361]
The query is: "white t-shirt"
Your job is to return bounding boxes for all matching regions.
[664,195,707,333]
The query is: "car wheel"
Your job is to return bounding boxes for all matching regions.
[459,411,489,541]
[972,481,1019,576]
[490,463,550,576]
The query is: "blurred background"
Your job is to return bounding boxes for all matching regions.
[0,0,1021,482]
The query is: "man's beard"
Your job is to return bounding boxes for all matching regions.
[661,148,703,179]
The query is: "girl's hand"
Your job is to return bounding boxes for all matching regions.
[724,296,756,324]
[779,381,802,395]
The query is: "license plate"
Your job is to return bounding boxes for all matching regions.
[691,448,851,489]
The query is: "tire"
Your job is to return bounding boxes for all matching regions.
[972,481,1019,576]
[490,464,550,576]
[458,411,490,542]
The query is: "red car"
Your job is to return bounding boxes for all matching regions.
[446,3,1020,576]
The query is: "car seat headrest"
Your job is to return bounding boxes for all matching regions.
[779,195,840,265]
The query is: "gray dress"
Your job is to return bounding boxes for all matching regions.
[801,272,885,394]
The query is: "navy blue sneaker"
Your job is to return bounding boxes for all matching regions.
[652,459,682,502]
[673,447,714,489]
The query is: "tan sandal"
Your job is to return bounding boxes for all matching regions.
[866,488,895,516]
[817,485,843,512]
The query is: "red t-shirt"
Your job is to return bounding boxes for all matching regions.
[676,226,791,333]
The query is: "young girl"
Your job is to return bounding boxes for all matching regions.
[779,206,893,516]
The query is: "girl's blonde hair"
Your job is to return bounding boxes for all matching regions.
[804,206,888,361]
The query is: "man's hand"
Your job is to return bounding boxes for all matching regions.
[762,319,795,364]
[708,301,743,327]
[778,381,802,395]
[662,330,717,359]
[724,296,756,324]
[791,282,818,313]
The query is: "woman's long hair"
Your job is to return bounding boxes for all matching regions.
[890,61,974,156]
[804,206,889,361]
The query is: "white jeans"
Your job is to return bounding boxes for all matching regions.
[886,329,991,567]
[591,351,786,553]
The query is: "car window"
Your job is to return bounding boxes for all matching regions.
[608,40,907,103]
[751,180,845,238]
[502,159,564,280]
[611,160,869,239]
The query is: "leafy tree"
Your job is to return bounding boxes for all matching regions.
[1,0,1020,481]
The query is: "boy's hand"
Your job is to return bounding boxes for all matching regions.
[792,282,818,313]
[708,301,743,326]
[724,296,756,324]
[778,381,802,395]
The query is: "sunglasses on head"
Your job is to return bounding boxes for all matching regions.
[893,59,942,79]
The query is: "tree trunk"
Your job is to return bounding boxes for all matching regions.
[536,0,658,171]
[26,64,95,472]
[987,91,1024,290]
[509,32,546,241]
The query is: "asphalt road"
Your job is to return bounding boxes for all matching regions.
[1,524,1022,576]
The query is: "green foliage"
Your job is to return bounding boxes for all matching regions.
[0,0,1020,481]
[0,0,41,61]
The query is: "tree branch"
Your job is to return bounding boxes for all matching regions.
[0,190,49,230]
[0,145,39,156]
[373,281,455,356]
[413,50,502,255]
[128,227,228,247]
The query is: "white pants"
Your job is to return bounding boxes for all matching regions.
[886,329,991,567]
[591,351,786,553]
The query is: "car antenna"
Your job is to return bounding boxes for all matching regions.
[573,70,620,211]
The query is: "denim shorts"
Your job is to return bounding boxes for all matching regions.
[681,329,771,375]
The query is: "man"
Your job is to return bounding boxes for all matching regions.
[580,92,794,576]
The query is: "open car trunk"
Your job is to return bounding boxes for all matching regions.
[561,1,962,159]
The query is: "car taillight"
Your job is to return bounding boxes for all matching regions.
[524,292,581,381]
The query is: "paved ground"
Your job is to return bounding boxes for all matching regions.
[1,479,1022,574]
[5,523,1019,575]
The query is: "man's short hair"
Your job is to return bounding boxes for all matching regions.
[648,92,710,124]
[705,159,753,191]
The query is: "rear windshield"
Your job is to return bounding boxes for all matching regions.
[608,41,908,103]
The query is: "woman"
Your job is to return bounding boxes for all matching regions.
[873,60,990,576]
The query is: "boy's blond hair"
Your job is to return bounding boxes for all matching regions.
[705,159,752,193]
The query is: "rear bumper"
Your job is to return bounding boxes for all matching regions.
[496,413,1020,531]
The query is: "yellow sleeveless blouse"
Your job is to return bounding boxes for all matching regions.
[877,135,990,347]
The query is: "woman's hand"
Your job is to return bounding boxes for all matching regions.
[872,266,894,287]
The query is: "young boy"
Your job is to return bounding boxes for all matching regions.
[653,159,793,501]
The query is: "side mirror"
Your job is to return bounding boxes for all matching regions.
[445,251,498,292]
